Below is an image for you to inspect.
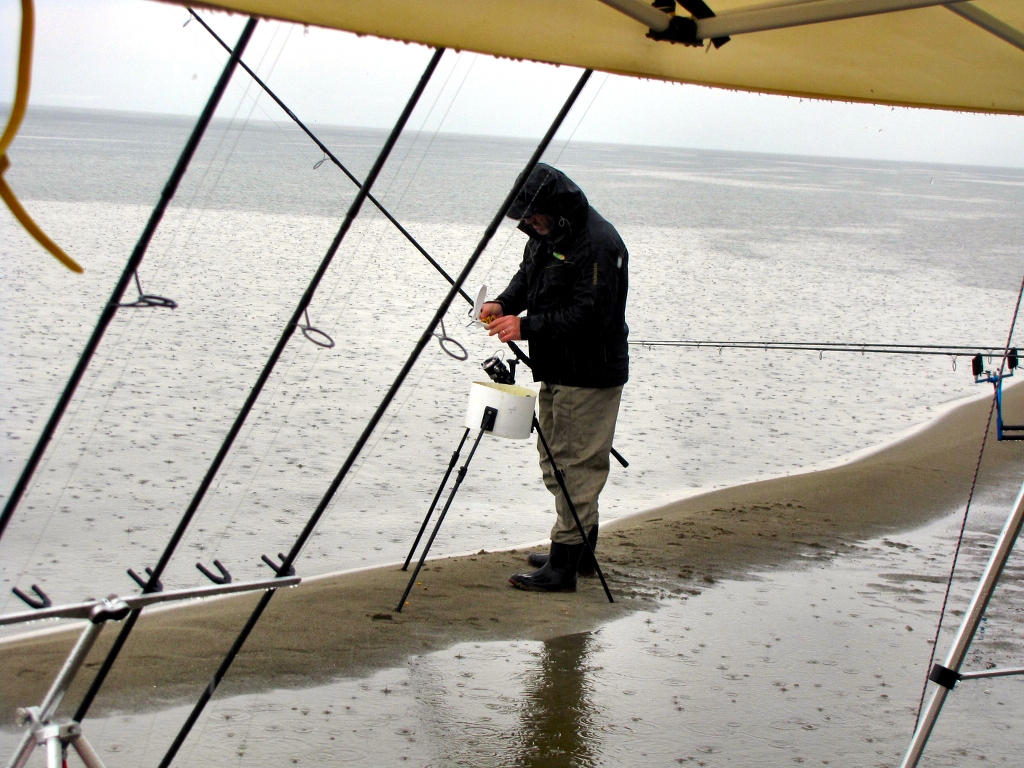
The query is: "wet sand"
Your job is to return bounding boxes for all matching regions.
[1,381,1021,720]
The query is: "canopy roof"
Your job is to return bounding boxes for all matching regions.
[180,0,1024,115]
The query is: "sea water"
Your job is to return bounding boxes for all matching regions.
[1,105,1022,612]
[2,104,1024,765]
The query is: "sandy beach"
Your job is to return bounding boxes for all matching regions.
[3,378,1020,722]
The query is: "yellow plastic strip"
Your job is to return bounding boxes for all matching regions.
[0,0,82,273]
[0,0,33,156]
[0,158,83,273]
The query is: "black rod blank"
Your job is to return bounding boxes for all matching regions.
[192,14,620,468]
[157,67,594,768]
[152,49,449,768]
[74,45,446,730]
[68,17,260,723]
[192,9,544,375]
[632,339,1011,357]
[188,9,473,307]
[0,19,259,545]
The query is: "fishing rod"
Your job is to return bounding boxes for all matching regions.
[189,9,473,308]
[190,11,633,468]
[0,18,258,544]
[67,46,448,728]
[156,68,595,768]
[632,339,1012,360]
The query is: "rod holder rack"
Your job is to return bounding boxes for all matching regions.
[3,575,299,768]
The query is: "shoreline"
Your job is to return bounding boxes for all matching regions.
[1,381,1021,719]
[0,380,988,650]
[613,381,1009,516]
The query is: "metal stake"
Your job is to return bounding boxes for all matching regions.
[402,427,471,570]
[533,416,614,604]
[397,414,493,612]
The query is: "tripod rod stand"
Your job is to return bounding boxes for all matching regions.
[3,575,300,768]
[396,416,491,612]
[396,408,613,612]
[402,427,471,571]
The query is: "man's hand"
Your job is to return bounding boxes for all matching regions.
[487,314,522,343]
[479,301,504,322]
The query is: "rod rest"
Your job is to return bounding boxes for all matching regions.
[262,552,296,577]
[127,566,163,592]
[11,583,51,609]
[197,559,232,584]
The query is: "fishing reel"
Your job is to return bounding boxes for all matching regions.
[971,348,1018,381]
[482,355,518,385]
[971,348,1022,441]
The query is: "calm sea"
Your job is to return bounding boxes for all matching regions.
[2,105,1024,766]
[1,105,1022,609]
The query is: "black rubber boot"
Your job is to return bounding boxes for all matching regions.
[509,541,585,592]
[526,527,599,576]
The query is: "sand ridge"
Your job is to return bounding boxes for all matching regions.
[1,383,1021,720]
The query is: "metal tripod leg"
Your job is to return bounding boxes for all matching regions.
[402,427,471,570]
[533,416,614,603]
[7,729,34,768]
[64,725,107,768]
[42,726,62,768]
[901,476,1024,767]
[7,617,109,768]
[9,721,107,768]
[396,427,488,612]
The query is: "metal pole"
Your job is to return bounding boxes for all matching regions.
[65,727,107,768]
[5,729,34,768]
[36,619,106,721]
[403,427,471,570]
[901,476,1024,767]
[65,729,106,768]
[396,428,488,612]
[42,727,61,768]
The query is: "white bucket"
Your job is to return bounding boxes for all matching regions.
[465,381,537,440]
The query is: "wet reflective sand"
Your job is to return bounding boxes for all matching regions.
[5,500,1020,767]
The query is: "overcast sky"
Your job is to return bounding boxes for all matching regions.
[2,0,1023,168]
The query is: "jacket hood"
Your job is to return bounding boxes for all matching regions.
[506,164,589,241]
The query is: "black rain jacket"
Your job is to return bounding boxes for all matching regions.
[495,164,629,388]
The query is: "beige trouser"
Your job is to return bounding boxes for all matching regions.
[536,383,623,545]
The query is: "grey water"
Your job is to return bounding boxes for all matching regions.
[1,105,1023,765]
[2,105,1023,608]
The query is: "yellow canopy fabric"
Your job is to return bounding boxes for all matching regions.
[180,0,1024,115]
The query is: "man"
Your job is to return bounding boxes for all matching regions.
[481,163,628,593]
